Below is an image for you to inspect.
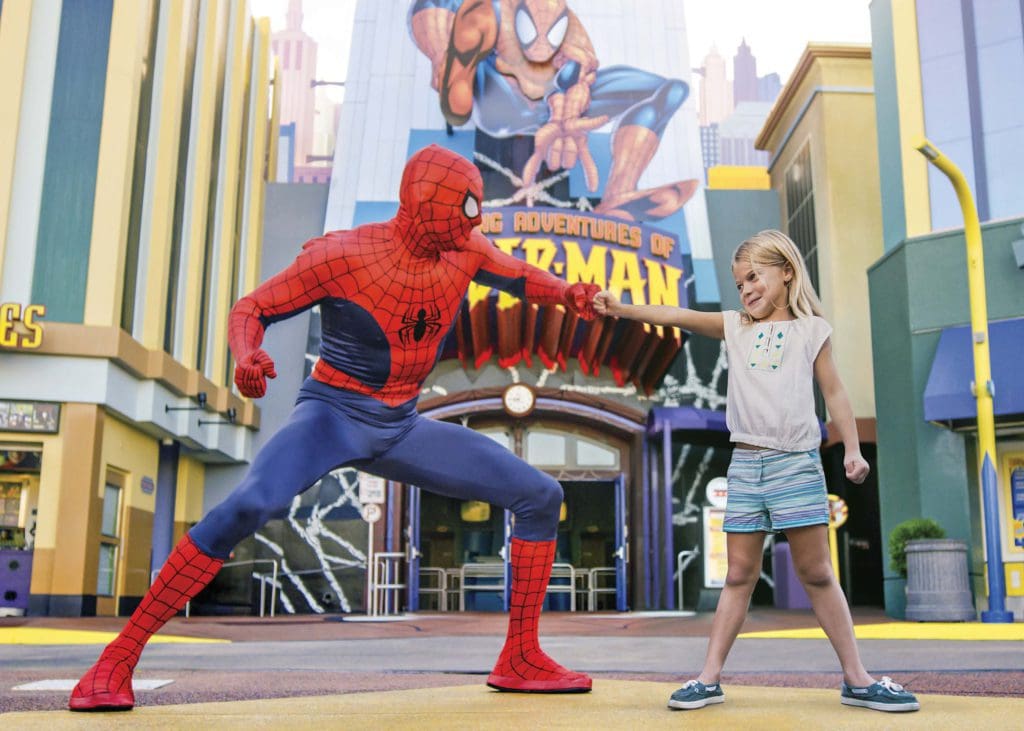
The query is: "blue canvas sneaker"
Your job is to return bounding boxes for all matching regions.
[841,676,920,712]
[667,679,725,710]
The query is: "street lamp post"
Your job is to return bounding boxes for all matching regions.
[915,138,1013,622]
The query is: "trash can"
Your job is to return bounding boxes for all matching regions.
[905,539,975,621]
[771,541,812,610]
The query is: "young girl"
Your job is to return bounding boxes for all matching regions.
[592,230,919,714]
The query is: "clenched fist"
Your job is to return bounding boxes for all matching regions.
[234,349,277,398]
[564,283,602,320]
[591,290,621,317]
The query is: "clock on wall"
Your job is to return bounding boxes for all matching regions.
[502,383,536,418]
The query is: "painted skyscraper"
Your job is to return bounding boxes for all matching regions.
[697,46,733,126]
[733,38,758,104]
[271,0,317,178]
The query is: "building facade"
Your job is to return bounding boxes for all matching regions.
[0,0,275,616]
[868,0,1024,618]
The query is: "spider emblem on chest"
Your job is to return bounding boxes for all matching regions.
[398,305,443,345]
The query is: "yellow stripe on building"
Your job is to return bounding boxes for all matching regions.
[82,0,152,327]
[0,0,35,287]
[739,622,1024,641]
[240,18,272,296]
[0,628,227,645]
[176,0,227,367]
[267,57,281,183]
[136,0,193,349]
[891,0,930,237]
[206,0,252,384]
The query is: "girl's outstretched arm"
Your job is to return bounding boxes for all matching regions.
[592,290,724,339]
[814,339,870,483]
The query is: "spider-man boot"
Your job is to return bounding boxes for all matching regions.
[487,538,592,692]
[68,534,223,711]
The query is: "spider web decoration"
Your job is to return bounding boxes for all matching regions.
[254,467,367,614]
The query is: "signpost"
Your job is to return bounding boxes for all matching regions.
[359,473,385,615]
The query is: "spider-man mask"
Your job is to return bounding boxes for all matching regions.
[397,145,484,254]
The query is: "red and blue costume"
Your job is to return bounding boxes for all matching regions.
[70,145,599,711]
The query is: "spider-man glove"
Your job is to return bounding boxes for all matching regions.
[234,349,277,398]
[564,283,601,320]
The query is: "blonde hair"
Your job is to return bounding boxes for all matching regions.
[732,229,823,320]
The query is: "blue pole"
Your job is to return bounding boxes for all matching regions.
[151,441,179,577]
[981,454,1013,621]
[662,422,675,610]
[642,438,651,609]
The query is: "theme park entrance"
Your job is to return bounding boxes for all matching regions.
[404,423,630,613]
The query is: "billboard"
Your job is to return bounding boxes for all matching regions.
[320,0,714,384]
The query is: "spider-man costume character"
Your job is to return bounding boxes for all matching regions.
[69,145,599,711]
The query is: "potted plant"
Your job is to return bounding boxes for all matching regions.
[889,518,975,621]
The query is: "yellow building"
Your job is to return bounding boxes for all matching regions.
[0,0,275,617]
[755,44,882,437]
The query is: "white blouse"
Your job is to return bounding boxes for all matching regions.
[722,310,832,452]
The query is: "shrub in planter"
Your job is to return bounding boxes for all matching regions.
[888,518,945,578]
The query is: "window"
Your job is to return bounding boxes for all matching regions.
[526,431,567,466]
[524,428,621,470]
[482,430,512,451]
[576,438,617,467]
[98,478,123,597]
[100,483,121,537]
[97,544,117,596]
[0,482,21,527]
[784,144,819,293]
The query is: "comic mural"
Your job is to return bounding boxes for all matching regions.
[408,0,698,222]
[245,0,727,614]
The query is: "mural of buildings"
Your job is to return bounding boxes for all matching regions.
[733,39,758,104]
[719,101,773,166]
[698,40,780,178]
[270,0,318,180]
[696,46,733,126]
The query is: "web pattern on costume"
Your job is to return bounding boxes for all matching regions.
[228,146,573,406]
[492,538,583,681]
[70,536,222,701]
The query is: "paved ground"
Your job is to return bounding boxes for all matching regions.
[2,609,1022,725]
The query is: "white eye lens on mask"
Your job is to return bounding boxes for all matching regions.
[548,15,568,47]
[515,8,538,44]
[463,194,479,219]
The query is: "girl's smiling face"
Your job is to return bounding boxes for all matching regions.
[732,259,793,322]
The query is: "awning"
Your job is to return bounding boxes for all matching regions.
[646,405,828,445]
[646,405,731,447]
[923,317,1024,425]
[647,405,729,434]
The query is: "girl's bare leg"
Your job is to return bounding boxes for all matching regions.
[786,524,874,687]
[697,531,767,684]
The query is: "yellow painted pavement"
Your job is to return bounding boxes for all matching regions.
[739,621,1024,641]
[0,628,227,645]
[4,681,1021,730]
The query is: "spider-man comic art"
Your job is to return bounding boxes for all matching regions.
[69,145,599,712]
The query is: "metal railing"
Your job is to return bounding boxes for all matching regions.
[588,567,616,611]
[458,562,505,611]
[456,561,580,611]
[154,558,279,618]
[417,566,447,612]
[676,547,700,611]
[369,552,405,617]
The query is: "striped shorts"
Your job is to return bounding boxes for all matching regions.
[722,448,829,533]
